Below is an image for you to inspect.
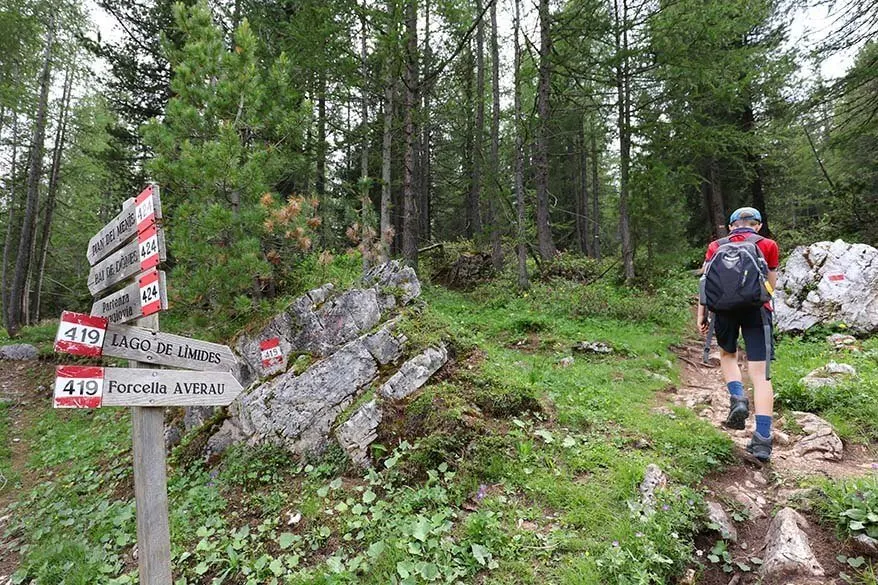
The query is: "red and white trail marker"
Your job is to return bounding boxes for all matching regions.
[54,311,108,357]
[828,273,846,282]
[260,337,283,369]
[139,269,162,317]
[135,185,158,233]
[138,223,161,270]
[54,365,105,409]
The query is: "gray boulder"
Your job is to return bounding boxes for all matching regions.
[775,240,878,334]
[235,261,420,384]
[706,501,737,542]
[800,362,857,390]
[234,324,406,456]
[0,344,38,360]
[336,400,382,467]
[377,345,449,400]
[638,464,667,517]
[793,411,844,461]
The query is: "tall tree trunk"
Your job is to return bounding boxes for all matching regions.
[359,4,372,272]
[468,0,486,240]
[513,0,528,289]
[742,102,770,236]
[614,0,634,283]
[576,120,590,255]
[535,0,556,260]
[8,19,53,337]
[488,0,503,270]
[707,160,728,239]
[380,78,393,261]
[2,114,20,329]
[590,130,601,259]
[315,73,328,245]
[401,0,419,269]
[33,65,74,323]
[463,45,475,238]
[418,0,432,243]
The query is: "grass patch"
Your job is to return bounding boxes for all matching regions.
[772,335,878,441]
[0,400,13,493]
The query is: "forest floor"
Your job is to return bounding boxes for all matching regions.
[0,264,876,584]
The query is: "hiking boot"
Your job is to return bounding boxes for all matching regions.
[746,432,772,462]
[724,395,749,430]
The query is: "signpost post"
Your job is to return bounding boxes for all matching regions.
[53,184,242,584]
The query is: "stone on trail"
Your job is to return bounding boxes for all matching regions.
[335,400,382,467]
[775,240,878,334]
[638,464,667,516]
[572,340,614,354]
[827,333,859,351]
[792,411,844,461]
[800,362,857,390]
[761,507,824,579]
[706,501,738,542]
[0,343,38,360]
[851,534,878,557]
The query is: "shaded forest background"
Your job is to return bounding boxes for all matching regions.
[0,0,876,337]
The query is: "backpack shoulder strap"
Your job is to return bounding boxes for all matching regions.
[744,234,764,244]
[716,237,732,246]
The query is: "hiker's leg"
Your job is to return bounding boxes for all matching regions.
[748,361,774,418]
[720,349,742,386]
[742,308,774,460]
[714,312,749,428]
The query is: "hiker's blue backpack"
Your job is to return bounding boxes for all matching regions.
[700,234,772,312]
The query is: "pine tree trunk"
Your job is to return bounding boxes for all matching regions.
[315,73,328,245]
[401,0,419,269]
[33,65,74,323]
[513,0,528,289]
[468,0,485,241]
[463,45,475,238]
[8,19,54,337]
[590,131,601,259]
[2,114,20,330]
[380,78,393,262]
[535,0,556,260]
[359,5,372,272]
[419,0,432,243]
[488,0,503,270]
[742,102,770,236]
[614,0,634,284]
[576,121,590,255]
[708,160,728,238]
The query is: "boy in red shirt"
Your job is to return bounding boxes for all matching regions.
[696,207,779,462]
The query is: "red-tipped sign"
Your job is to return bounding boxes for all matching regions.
[260,337,283,369]
[54,365,105,408]
[139,269,162,316]
[828,273,845,282]
[54,311,108,357]
[138,223,161,270]
[135,185,158,232]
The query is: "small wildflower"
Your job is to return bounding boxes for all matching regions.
[662,504,670,511]
[612,541,619,547]
[696,549,703,557]
[635,532,643,538]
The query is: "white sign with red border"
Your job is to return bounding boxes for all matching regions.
[260,337,284,370]
[87,228,166,295]
[54,311,109,357]
[54,365,105,408]
[135,185,159,232]
[86,185,162,266]
[91,270,168,325]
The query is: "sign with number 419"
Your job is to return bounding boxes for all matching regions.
[54,366,104,408]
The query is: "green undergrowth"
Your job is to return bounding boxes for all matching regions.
[772,333,878,442]
[0,400,12,492]
[4,265,740,584]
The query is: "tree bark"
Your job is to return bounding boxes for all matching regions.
[614,0,634,283]
[488,0,503,270]
[359,3,372,272]
[468,0,486,241]
[742,102,770,236]
[513,0,528,289]
[401,0,419,269]
[419,0,432,243]
[33,65,74,323]
[707,160,728,239]
[2,114,20,330]
[590,130,601,259]
[315,72,328,245]
[576,120,590,255]
[8,19,54,336]
[380,78,393,262]
[535,0,556,260]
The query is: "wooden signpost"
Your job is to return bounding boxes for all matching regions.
[53,184,242,584]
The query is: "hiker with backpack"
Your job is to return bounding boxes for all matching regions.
[697,207,779,462]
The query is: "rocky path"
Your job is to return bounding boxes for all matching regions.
[670,341,878,585]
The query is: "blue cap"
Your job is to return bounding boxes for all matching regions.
[729,207,762,224]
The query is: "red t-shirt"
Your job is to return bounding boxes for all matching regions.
[705,228,779,270]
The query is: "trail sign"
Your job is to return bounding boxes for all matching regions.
[53,367,243,408]
[87,229,167,296]
[104,324,237,372]
[87,185,162,266]
[260,337,283,368]
[54,311,108,357]
[54,365,104,408]
[91,270,168,324]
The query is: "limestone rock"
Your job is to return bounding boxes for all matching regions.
[557,356,575,368]
[775,240,878,334]
[235,261,420,383]
[638,464,667,516]
[573,341,614,354]
[725,484,766,519]
[851,534,878,557]
[235,324,406,456]
[378,345,448,401]
[827,333,859,351]
[800,362,857,390]
[706,501,738,542]
[761,508,824,579]
[336,400,382,467]
[0,343,38,360]
[205,419,245,458]
[793,411,844,461]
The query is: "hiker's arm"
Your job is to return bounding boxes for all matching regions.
[767,270,777,290]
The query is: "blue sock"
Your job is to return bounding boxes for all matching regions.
[727,381,745,397]
[755,415,772,437]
